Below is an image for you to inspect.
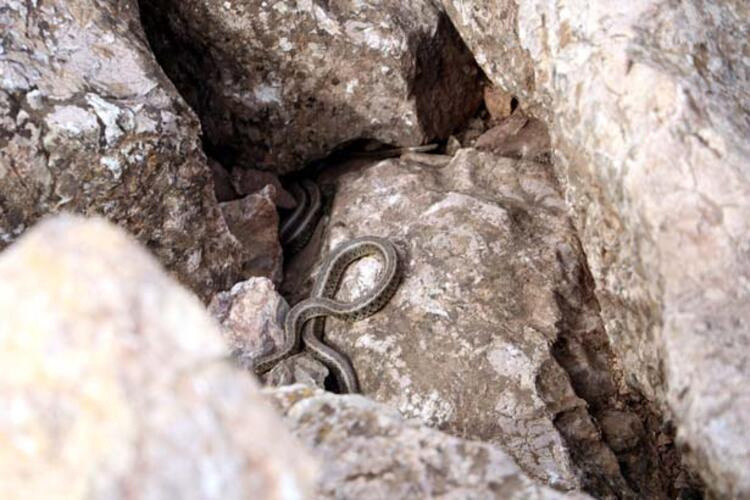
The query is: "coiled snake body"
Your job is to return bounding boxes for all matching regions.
[256,181,400,393]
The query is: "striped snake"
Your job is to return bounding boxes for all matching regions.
[263,148,426,391]
[279,179,322,254]
[253,236,400,393]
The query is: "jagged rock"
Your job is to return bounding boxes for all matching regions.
[208,277,329,389]
[476,113,551,162]
[291,149,640,493]
[138,0,483,173]
[209,158,238,202]
[0,0,251,299]
[483,86,515,120]
[267,385,591,500]
[209,277,288,365]
[0,216,316,499]
[230,168,296,209]
[441,0,749,495]
[219,186,284,284]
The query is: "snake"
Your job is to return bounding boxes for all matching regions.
[279,179,322,254]
[253,236,400,393]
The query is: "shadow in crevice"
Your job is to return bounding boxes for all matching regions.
[410,12,486,141]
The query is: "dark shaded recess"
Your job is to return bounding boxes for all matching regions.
[538,238,705,499]
[410,12,485,139]
[138,0,242,166]
[139,3,483,172]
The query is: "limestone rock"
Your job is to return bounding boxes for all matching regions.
[0,216,316,499]
[267,385,591,500]
[138,0,483,173]
[441,0,750,495]
[302,150,639,493]
[0,0,250,299]
[219,186,284,284]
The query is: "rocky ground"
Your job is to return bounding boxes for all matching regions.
[2,0,748,498]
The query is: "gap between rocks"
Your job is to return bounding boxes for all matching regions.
[539,236,704,498]
[136,3,702,497]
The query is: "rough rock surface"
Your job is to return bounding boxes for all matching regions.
[230,168,296,209]
[475,112,551,162]
[219,186,284,284]
[267,385,591,500]
[292,150,660,495]
[0,0,253,299]
[0,216,316,499]
[442,0,749,495]
[209,277,329,388]
[138,0,483,173]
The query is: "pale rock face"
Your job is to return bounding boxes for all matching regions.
[0,216,316,500]
[441,0,750,495]
[289,150,647,494]
[267,385,591,500]
[443,0,750,496]
[138,0,484,173]
[0,0,250,299]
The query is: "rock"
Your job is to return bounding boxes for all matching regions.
[265,355,330,391]
[208,277,329,389]
[600,410,645,454]
[0,0,249,300]
[0,215,316,499]
[138,0,483,173]
[230,168,297,209]
[445,135,463,156]
[209,158,238,202]
[484,86,516,120]
[441,0,749,495]
[476,113,551,162]
[267,385,591,500]
[303,150,642,494]
[454,116,490,149]
[209,277,288,367]
[219,186,284,284]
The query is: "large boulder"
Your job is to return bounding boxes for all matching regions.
[267,385,591,499]
[279,150,684,496]
[441,0,750,495]
[0,0,253,299]
[138,0,483,173]
[0,215,316,499]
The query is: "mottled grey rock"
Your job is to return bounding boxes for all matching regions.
[219,186,284,284]
[442,0,749,495]
[138,0,483,173]
[301,150,639,493]
[0,0,251,299]
[267,385,591,500]
[0,216,316,499]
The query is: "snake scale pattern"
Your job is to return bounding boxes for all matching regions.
[254,179,401,393]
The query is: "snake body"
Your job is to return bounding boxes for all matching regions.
[279,180,321,254]
[253,236,400,393]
